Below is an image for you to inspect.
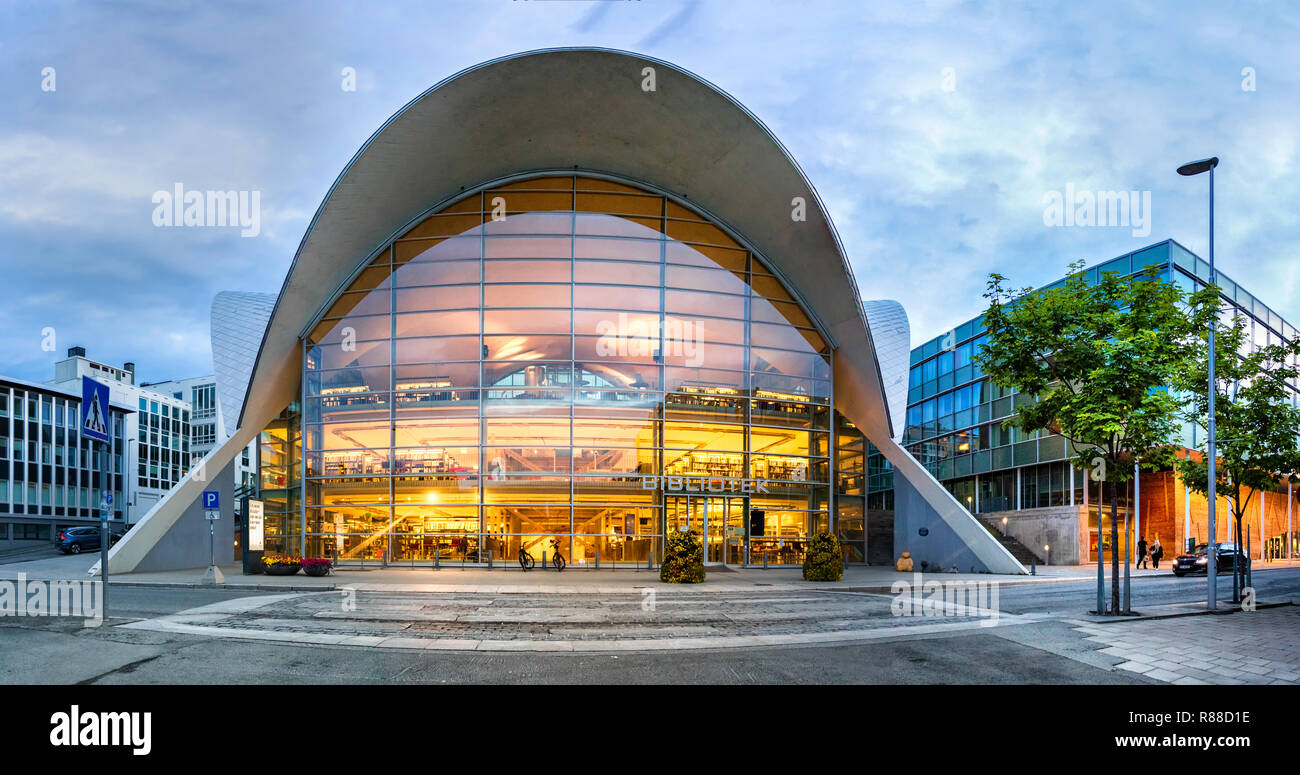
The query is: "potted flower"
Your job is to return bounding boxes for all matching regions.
[302,557,333,577]
[261,555,302,576]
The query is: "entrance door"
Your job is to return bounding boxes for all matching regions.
[666,496,745,566]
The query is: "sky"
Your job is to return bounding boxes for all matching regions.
[2,0,1298,385]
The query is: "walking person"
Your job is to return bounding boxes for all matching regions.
[1136,535,1149,569]
[1150,537,1163,569]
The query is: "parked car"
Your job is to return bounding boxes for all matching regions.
[56,526,123,555]
[1172,542,1250,577]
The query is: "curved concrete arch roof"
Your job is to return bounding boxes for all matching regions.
[105,47,1024,575]
[239,46,892,441]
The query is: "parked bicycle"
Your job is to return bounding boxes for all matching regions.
[550,537,566,572]
[518,545,535,571]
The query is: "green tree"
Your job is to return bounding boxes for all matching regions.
[1171,301,1300,597]
[977,262,1195,613]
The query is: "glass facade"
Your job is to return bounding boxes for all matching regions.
[265,175,847,566]
[877,240,1299,560]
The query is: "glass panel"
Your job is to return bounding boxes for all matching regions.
[666,290,744,319]
[484,212,574,236]
[486,308,571,334]
[574,285,660,311]
[664,421,745,452]
[484,284,571,308]
[666,242,746,271]
[484,259,571,283]
[396,285,480,312]
[323,290,390,319]
[394,362,481,391]
[395,336,481,364]
[574,237,661,262]
[310,314,390,346]
[575,260,661,286]
[484,505,571,534]
[307,366,391,396]
[665,265,748,294]
[394,236,481,262]
[393,259,481,287]
[295,175,842,564]
[575,213,663,238]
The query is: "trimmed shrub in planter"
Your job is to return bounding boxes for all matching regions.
[660,529,705,584]
[802,532,843,582]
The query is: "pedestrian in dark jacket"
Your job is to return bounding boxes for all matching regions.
[1136,536,1149,569]
[1151,538,1163,569]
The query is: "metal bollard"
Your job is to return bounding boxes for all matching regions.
[647,550,653,570]
[487,549,493,570]
[1247,533,1253,589]
[763,550,768,569]
[434,549,440,570]
[595,552,600,570]
[1030,555,1036,575]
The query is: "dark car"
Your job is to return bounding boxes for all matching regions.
[56,526,123,555]
[1172,542,1250,577]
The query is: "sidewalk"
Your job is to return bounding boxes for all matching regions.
[4,553,1296,594]
[1074,606,1300,685]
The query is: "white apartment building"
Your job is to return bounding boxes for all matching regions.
[144,374,258,492]
[48,347,192,523]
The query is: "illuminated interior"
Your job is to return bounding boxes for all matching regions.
[262,175,849,566]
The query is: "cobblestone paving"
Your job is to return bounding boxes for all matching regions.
[226,590,939,639]
[1073,606,1300,685]
[124,588,1027,651]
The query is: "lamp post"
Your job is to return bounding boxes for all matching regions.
[1178,156,1219,611]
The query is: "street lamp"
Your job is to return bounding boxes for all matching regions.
[1178,156,1219,611]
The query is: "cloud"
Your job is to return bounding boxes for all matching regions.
[1,0,1297,385]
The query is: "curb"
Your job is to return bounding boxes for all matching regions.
[100,580,338,593]
[1075,600,1295,624]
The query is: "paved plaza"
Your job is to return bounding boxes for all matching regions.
[1074,606,1300,685]
[3,549,1297,683]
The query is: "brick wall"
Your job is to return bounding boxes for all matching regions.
[1142,470,1298,559]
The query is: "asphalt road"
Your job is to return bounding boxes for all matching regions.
[2,550,1295,684]
[0,615,1146,685]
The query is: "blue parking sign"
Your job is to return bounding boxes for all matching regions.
[80,377,111,444]
[203,491,220,510]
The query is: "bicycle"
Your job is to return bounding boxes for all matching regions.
[550,538,566,572]
[518,545,535,571]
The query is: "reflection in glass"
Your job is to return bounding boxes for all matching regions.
[290,175,838,566]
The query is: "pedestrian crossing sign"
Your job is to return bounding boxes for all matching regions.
[80,376,111,443]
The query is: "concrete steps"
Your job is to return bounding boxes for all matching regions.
[975,519,1043,565]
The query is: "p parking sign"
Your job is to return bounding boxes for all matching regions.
[203,490,220,520]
